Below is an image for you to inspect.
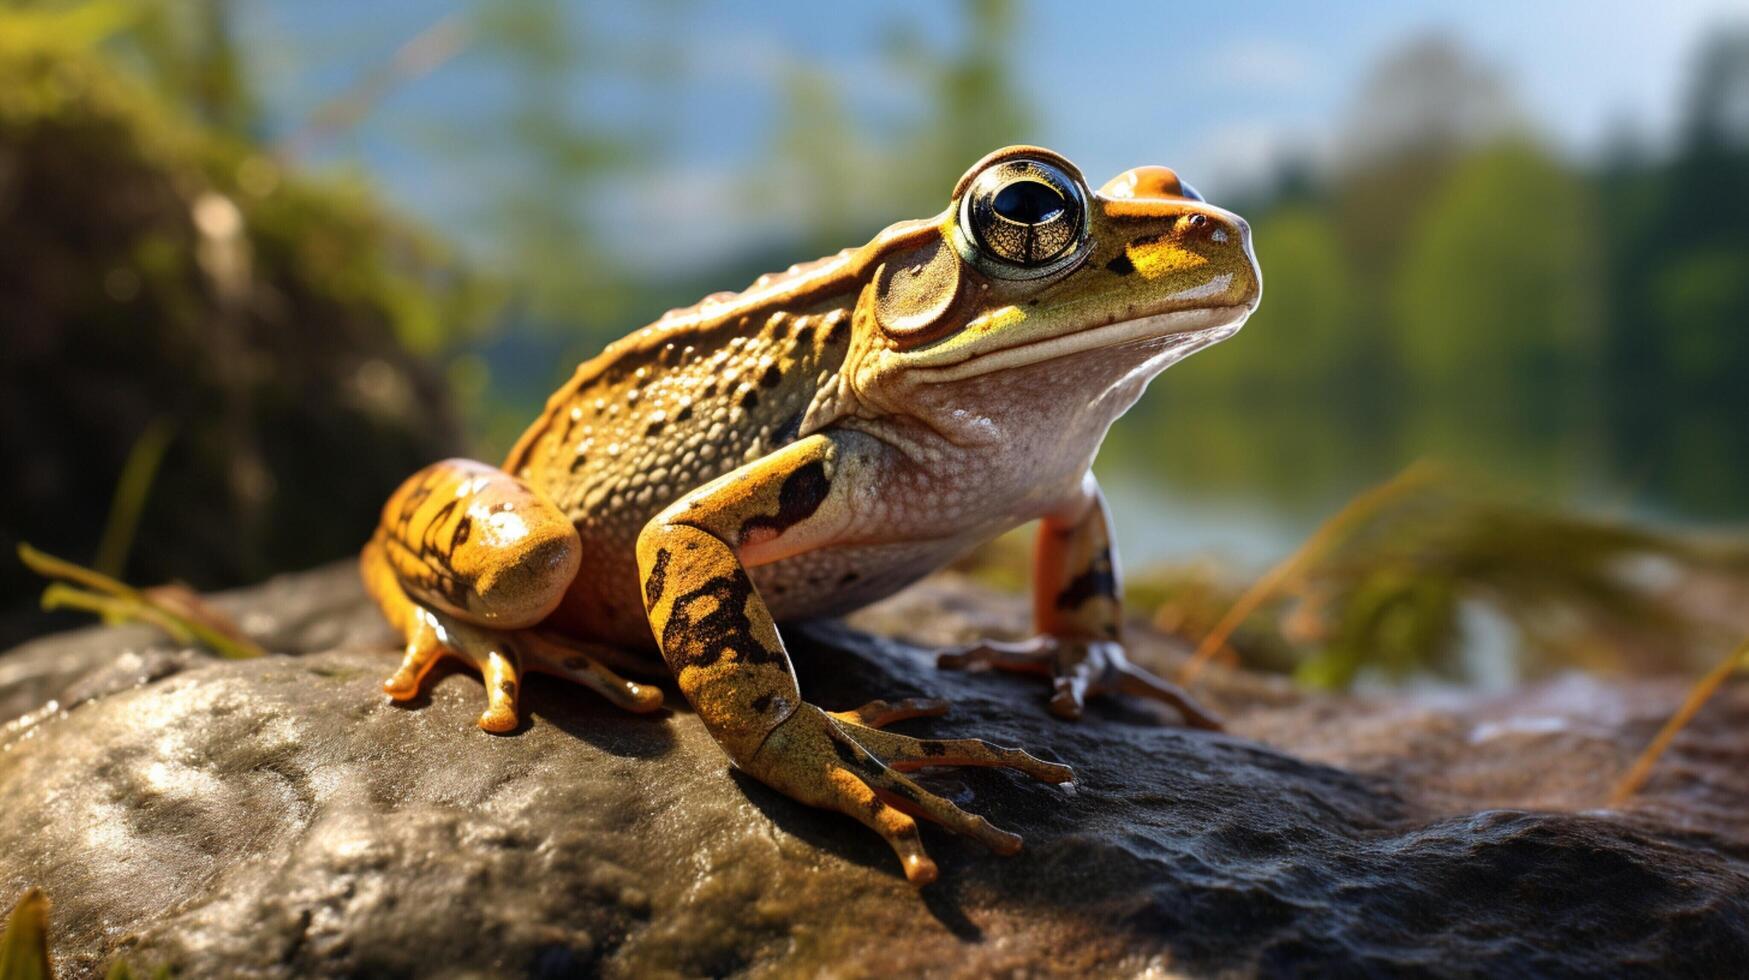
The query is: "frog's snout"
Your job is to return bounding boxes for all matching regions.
[1183,205,1260,311]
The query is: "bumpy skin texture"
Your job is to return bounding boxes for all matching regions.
[361,145,1261,882]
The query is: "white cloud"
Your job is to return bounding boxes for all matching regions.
[1205,38,1319,93]
[1183,120,1332,198]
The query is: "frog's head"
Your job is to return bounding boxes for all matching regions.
[829,145,1260,439]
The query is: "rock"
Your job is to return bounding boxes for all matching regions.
[2,565,1747,978]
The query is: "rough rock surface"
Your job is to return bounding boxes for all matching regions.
[2,565,1746,978]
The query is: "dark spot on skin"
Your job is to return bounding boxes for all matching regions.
[702,382,717,397]
[922,741,948,757]
[451,514,472,549]
[741,389,760,410]
[646,420,665,436]
[498,679,516,696]
[675,405,694,423]
[827,726,871,770]
[773,410,803,447]
[823,315,848,345]
[421,498,460,554]
[660,563,784,670]
[1131,233,1166,247]
[1106,254,1135,276]
[751,692,773,713]
[1055,547,1118,611]
[739,460,831,544]
[644,548,670,610]
[838,571,860,586]
[760,363,782,388]
[793,324,814,347]
[570,454,588,473]
[436,574,471,612]
[772,583,787,595]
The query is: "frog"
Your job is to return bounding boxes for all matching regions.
[360,145,1260,885]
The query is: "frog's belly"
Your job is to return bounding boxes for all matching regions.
[754,536,977,622]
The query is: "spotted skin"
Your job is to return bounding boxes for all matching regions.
[361,145,1259,882]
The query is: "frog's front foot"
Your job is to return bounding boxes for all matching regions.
[386,608,663,732]
[745,699,1073,885]
[939,636,1222,729]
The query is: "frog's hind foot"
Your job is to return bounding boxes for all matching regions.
[385,610,662,733]
[938,636,1222,729]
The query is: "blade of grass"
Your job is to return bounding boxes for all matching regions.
[0,888,52,980]
[18,544,264,659]
[1608,637,1749,807]
[39,584,194,644]
[1177,460,1444,685]
[94,416,174,580]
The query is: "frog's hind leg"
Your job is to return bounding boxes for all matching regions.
[361,459,662,732]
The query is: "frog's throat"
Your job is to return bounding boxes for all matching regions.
[908,303,1251,384]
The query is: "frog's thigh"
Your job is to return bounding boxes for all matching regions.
[362,460,663,731]
[371,458,581,630]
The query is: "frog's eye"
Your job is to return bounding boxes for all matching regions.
[958,157,1089,279]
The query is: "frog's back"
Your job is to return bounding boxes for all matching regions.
[504,257,857,642]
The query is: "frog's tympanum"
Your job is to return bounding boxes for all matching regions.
[361,146,1260,884]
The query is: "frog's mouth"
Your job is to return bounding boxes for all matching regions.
[912,301,1252,384]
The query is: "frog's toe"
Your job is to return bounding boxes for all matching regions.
[1048,660,1095,720]
[860,761,1025,857]
[518,631,664,714]
[383,619,445,701]
[936,636,1054,673]
[843,722,1074,785]
[825,767,939,885]
[477,646,522,733]
[829,696,949,729]
[1115,661,1223,730]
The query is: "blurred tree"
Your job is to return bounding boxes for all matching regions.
[884,0,1031,213]
[768,63,873,256]
[1334,36,1518,275]
[453,0,641,327]
[2,0,256,134]
[1392,139,1603,482]
[1601,28,1749,516]
[751,0,1032,256]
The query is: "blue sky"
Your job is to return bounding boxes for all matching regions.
[243,0,1748,271]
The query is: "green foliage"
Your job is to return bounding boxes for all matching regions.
[1279,479,1736,687]
[1114,472,1747,689]
[1394,140,1601,399]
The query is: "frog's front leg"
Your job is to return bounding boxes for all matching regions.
[361,459,662,732]
[636,434,1072,885]
[939,473,1221,728]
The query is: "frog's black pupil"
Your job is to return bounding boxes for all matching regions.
[992,180,1064,224]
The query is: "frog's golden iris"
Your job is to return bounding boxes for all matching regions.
[361,144,1259,885]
